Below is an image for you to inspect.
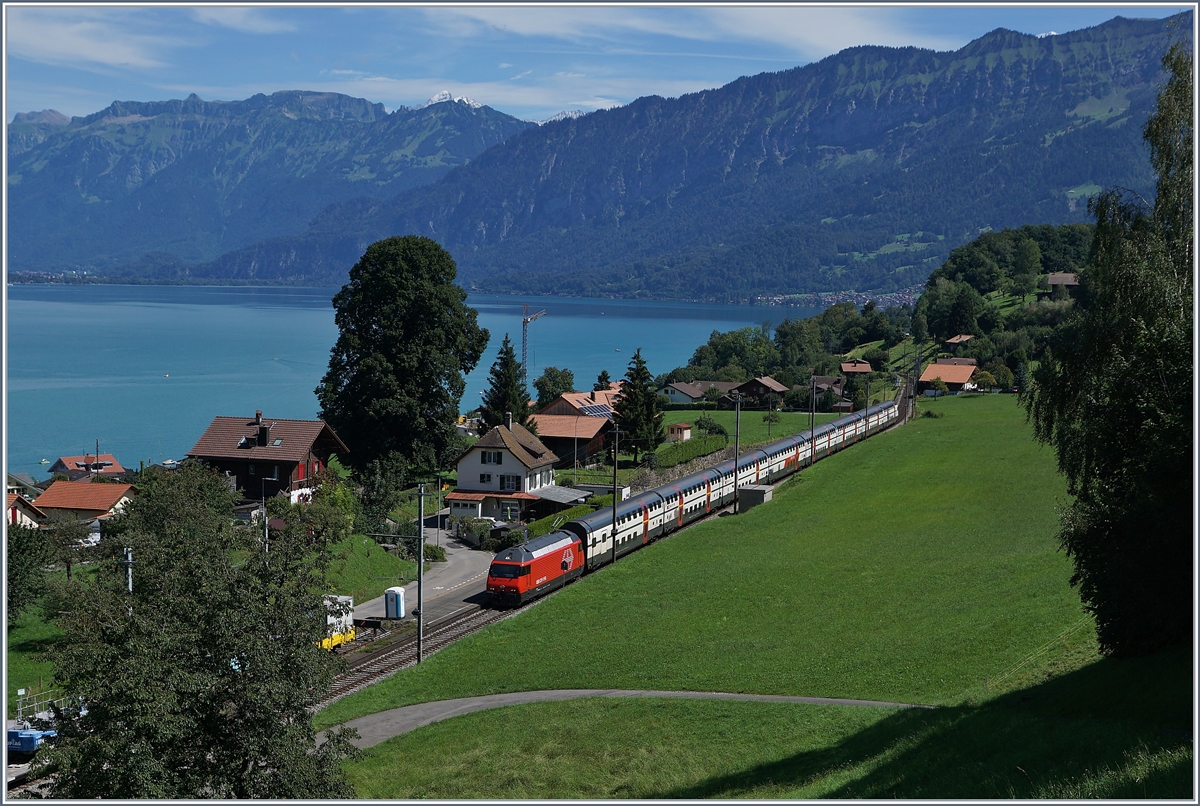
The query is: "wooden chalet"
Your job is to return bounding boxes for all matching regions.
[187,410,348,502]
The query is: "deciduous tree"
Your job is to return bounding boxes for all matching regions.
[533,366,575,409]
[316,236,488,480]
[6,524,50,626]
[1023,44,1192,656]
[37,462,359,798]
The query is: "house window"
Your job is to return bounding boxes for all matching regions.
[249,464,256,476]
[481,451,503,465]
[479,473,493,484]
[501,502,520,521]
[500,475,521,492]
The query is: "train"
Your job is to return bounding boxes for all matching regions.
[487,400,900,607]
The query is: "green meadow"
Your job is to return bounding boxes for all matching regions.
[325,394,1192,798]
[321,394,1080,721]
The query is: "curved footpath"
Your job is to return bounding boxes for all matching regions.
[330,690,937,749]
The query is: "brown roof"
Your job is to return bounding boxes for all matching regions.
[945,334,974,345]
[445,491,488,501]
[34,480,135,513]
[732,376,788,395]
[919,364,977,385]
[188,415,348,463]
[469,421,559,469]
[1047,272,1079,286]
[663,380,742,401]
[49,454,125,475]
[936,357,977,366]
[7,493,46,520]
[840,359,873,374]
[527,414,611,439]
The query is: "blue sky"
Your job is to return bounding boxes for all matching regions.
[4,4,1191,123]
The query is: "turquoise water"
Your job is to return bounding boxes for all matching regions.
[5,285,818,479]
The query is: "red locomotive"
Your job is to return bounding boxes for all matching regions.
[487,531,585,607]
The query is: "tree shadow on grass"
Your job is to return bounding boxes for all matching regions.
[659,650,1193,799]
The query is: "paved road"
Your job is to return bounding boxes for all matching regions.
[332,690,937,749]
[354,514,494,623]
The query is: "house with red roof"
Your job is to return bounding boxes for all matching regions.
[33,481,135,521]
[538,383,623,417]
[526,413,613,469]
[47,454,126,480]
[8,493,46,527]
[919,363,977,393]
[187,410,348,503]
[448,413,587,530]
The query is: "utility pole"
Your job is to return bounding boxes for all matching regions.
[609,424,619,563]
[521,304,547,393]
[416,484,427,662]
[810,374,816,455]
[732,392,742,514]
[119,547,134,617]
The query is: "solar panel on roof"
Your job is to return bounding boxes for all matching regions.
[579,405,613,418]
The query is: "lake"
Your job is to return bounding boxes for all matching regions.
[5,285,819,479]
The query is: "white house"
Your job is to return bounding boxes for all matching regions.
[447,413,586,525]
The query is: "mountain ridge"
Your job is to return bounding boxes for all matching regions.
[9,13,1190,300]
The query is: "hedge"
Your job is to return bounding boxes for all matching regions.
[655,435,728,469]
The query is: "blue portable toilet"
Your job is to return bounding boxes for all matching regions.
[384,586,405,619]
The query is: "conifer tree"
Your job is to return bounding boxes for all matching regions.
[613,348,663,462]
[593,369,612,391]
[479,334,534,433]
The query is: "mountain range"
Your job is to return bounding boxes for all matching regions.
[7,13,1189,300]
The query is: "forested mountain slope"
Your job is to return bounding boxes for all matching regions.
[7,92,534,271]
[191,14,1186,297]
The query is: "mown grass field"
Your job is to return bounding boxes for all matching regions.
[320,394,1079,724]
[325,394,1192,798]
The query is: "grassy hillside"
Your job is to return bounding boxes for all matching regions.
[320,394,1079,724]
[325,394,1192,797]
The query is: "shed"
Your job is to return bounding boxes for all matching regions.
[667,423,693,441]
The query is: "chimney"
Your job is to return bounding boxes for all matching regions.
[590,391,596,402]
[505,411,513,430]
[258,421,271,447]
[255,410,263,425]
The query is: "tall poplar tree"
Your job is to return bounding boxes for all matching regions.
[479,334,534,433]
[1023,43,1193,656]
[613,348,663,462]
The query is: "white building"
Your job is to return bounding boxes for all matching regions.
[447,413,586,525]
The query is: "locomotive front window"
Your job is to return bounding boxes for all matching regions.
[490,564,521,578]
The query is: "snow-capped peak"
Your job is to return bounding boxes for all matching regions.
[420,90,482,109]
[535,109,588,125]
[1036,30,1058,38]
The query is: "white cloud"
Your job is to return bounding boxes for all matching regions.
[6,8,174,69]
[189,8,296,34]
[499,63,513,69]
[510,70,532,81]
[419,6,961,61]
[697,8,962,57]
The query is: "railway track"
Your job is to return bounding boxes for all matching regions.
[316,606,511,709]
